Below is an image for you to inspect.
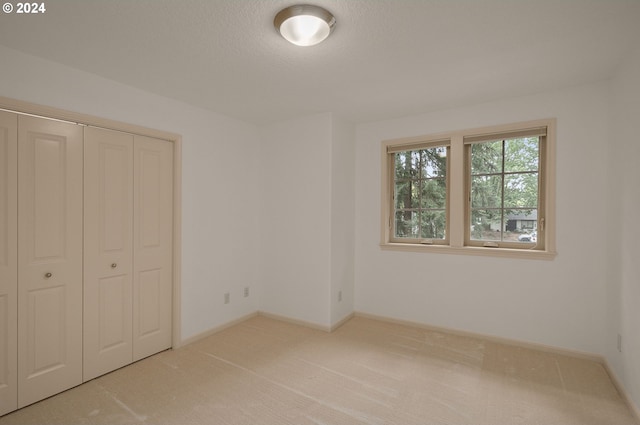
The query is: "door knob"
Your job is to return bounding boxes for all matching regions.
[44,272,52,278]
[111,263,117,268]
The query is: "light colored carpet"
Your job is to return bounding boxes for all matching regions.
[1,315,637,425]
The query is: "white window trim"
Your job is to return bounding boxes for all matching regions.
[380,118,557,260]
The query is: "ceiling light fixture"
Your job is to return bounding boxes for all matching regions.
[274,4,336,47]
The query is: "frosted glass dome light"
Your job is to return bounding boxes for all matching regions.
[274,5,336,47]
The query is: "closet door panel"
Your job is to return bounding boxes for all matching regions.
[133,136,173,361]
[83,127,134,381]
[17,115,83,408]
[0,111,17,416]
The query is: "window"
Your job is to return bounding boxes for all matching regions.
[465,128,546,249]
[381,119,556,259]
[390,142,449,244]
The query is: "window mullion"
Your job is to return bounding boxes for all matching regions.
[500,139,506,243]
[449,135,464,247]
[382,118,555,257]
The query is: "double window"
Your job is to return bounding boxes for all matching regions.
[382,119,555,259]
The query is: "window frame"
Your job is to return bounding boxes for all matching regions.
[388,140,450,245]
[380,119,556,260]
[464,130,546,250]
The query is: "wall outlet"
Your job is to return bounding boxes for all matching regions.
[224,292,230,304]
[617,333,623,353]
[243,287,250,298]
[338,290,342,302]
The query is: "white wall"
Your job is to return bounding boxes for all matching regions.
[607,47,640,413]
[355,82,611,354]
[259,113,356,329]
[0,45,261,341]
[259,113,333,326]
[330,117,356,326]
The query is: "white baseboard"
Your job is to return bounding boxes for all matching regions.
[330,312,355,331]
[177,312,259,347]
[179,310,356,346]
[257,311,332,332]
[603,359,640,423]
[354,311,602,362]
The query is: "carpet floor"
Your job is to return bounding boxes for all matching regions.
[1,315,637,424]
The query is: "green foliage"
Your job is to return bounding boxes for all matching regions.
[393,138,539,241]
[470,137,540,241]
[394,147,447,239]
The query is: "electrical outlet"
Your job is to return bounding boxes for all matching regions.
[224,292,230,304]
[243,287,250,298]
[338,290,342,302]
[617,333,622,353]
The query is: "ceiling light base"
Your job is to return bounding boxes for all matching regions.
[274,4,336,47]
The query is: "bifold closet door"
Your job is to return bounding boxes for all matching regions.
[0,111,17,416]
[133,135,173,361]
[17,115,83,408]
[83,127,134,381]
[84,130,173,377]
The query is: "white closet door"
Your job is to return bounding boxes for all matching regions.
[133,136,173,361]
[17,115,83,408]
[83,127,134,381]
[0,111,17,416]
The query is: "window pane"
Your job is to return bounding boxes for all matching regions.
[468,136,542,246]
[420,178,446,208]
[470,210,502,241]
[506,209,538,242]
[504,173,538,209]
[392,146,448,242]
[395,211,419,238]
[420,210,446,239]
[395,180,419,209]
[504,137,539,173]
[471,141,502,175]
[471,175,502,208]
[420,147,447,178]
[395,151,420,179]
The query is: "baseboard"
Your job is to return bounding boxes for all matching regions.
[354,311,602,362]
[177,312,259,347]
[256,311,356,333]
[603,359,640,423]
[330,312,355,332]
[257,311,332,332]
[179,310,351,348]
[182,310,599,361]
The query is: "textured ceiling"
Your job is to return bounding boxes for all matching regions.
[0,0,639,125]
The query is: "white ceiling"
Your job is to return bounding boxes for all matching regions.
[1,0,639,125]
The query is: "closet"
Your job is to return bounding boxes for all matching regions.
[0,109,174,416]
[83,127,173,381]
